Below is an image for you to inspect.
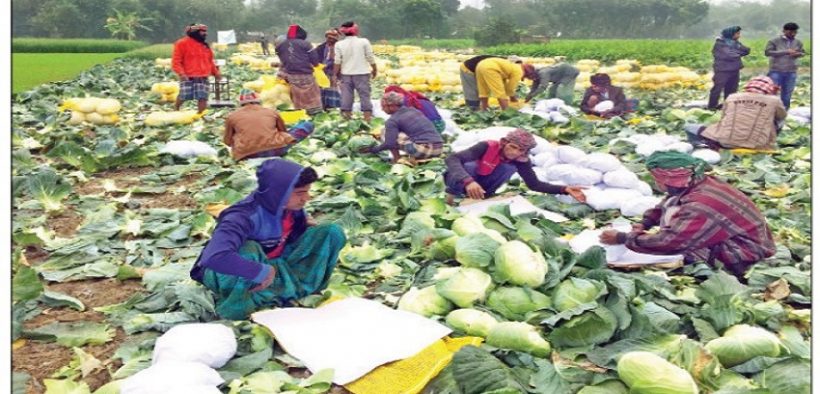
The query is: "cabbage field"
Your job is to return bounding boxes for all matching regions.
[11,44,811,394]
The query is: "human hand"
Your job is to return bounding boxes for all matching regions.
[371,69,377,78]
[564,186,587,203]
[509,96,518,103]
[599,229,623,245]
[179,75,189,82]
[631,223,645,233]
[306,216,318,227]
[249,267,276,292]
[358,146,373,154]
[465,182,486,200]
[214,73,222,81]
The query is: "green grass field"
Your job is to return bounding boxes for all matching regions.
[12,53,123,93]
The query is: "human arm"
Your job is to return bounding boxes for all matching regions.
[171,41,187,80]
[307,41,321,67]
[368,116,400,153]
[196,211,275,285]
[365,40,377,78]
[605,87,627,116]
[579,89,595,114]
[515,161,573,195]
[444,141,489,185]
[505,64,524,100]
[621,204,723,255]
[736,42,751,57]
[209,49,221,79]
[223,117,235,146]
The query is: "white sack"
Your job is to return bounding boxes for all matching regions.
[620,196,662,217]
[602,169,640,189]
[593,100,614,113]
[579,152,622,172]
[556,145,587,164]
[691,149,721,164]
[160,141,218,158]
[584,187,644,211]
[120,361,224,394]
[152,323,237,368]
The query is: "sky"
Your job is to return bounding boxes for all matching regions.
[458,0,778,9]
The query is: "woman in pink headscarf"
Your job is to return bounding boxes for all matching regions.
[685,75,787,150]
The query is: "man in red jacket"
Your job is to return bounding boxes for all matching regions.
[172,23,221,113]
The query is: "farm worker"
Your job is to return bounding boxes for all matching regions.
[360,91,444,164]
[683,76,786,150]
[259,34,270,56]
[475,58,530,111]
[524,63,580,105]
[580,73,628,118]
[312,29,343,109]
[333,21,378,122]
[276,24,323,115]
[443,129,587,205]
[223,89,314,160]
[707,26,750,110]
[384,85,446,133]
[190,159,347,320]
[172,23,221,113]
[765,22,805,110]
[599,151,775,279]
[459,54,503,110]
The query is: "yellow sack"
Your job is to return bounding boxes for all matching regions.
[730,148,779,155]
[314,65,331,88]
[345,336,483,394]
[280,109,309,125]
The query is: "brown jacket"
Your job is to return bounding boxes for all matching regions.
[701,92,787,150]
[224,104,293,160]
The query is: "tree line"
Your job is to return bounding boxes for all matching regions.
[12,0,810,44]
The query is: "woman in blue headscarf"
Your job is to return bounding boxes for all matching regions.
[707,26,750,110]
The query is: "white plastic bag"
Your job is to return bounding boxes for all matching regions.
[579,152,622,172]
[666,141,694,154]
[152,323,237,368]
[620,196,662,217]
[535,98,566,112]
[120,361,224,394]
[549,111,570,124]
[532,151,558,168]
[593,100,614,113]
[556,145,587,164]
[636,181,654,196]
[584,187,643,211]
[691,149,721,164]
[545,164,602,186]
[602,169,640,189]
[788,106,811,119]
[160,141,218,158]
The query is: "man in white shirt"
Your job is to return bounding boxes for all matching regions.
[332,21,378,122]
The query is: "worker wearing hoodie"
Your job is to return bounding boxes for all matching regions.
[191,159,347,320]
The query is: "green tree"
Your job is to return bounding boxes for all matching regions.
[104,9,153,40]
[474,15,521,46]
[30,0,87,38]
[402,0,445,38]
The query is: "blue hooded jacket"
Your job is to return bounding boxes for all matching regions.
[191,159,308,284]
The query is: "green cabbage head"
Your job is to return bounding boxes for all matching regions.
[486,321,552,357]
[451,215,485,236]
[486,286,551,321]
[494,241,548,287]
[436,267,494,308]
[397,286,453,317]
[455,232,502,268]
[704,324,781,367]
[552,277,604,312]
[445,308,498,337]
[617,351,698,394]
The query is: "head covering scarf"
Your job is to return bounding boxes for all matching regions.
[590,73,611,86]
[646,151,708,189]
[501,129,537,152]
[744,75,780,95]
[521,64,537,80]
[287,24,307,40]
[720,26,741,47]
[382,91,405,106]
[238,88,261,105]
[507,55,523,64]
[339,22,359,36]
[185,23,207,33]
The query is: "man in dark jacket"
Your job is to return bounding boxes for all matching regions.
[276,24,322,114]
[765,22,805,109]
[708,26,751,110]
[443,129,587,205]
[580,73,627,118]
[362,91,444,164]
[191,159,347,320]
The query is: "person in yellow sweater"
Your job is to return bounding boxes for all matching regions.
[475,58,534,111]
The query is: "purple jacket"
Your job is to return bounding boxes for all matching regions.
[191,159,307,284]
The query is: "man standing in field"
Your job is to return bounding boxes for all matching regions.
[707,26,750,110]
[333,21,377,122]
[765,22,805,110]
[172,23,221,113]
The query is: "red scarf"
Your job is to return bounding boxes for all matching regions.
[477,140,504,176]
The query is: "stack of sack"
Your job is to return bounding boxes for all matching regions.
[611,133,721,164]
[120,324,237,394]
[518,98,576,124]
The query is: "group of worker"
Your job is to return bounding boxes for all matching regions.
[169,22,796,320]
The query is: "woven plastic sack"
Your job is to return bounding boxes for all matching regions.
[585,187,643,211]
[620,196,662,217]
[545,164,602,186]
[532,151,558,168]
[579,152,622,172]
[152,323,237,368]
[120,361,223,394]
[603,169,640,189]
[556,145,587,164]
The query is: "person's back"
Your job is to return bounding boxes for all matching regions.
[276,38,316,75]
[701,91,786,149]
[387,106,442,144]
[225,104,292,160]
[335,35,373,75]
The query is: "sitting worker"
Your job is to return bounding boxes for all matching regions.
[384,85,446,133]
[443,129,587,205]
[524,62,580,105]
[459,54,503,110]
[224,89,314,160]
[599,151,775,278]
[683,76,787,150]
[190,159,347,320]
[361,91,444,164]
[475,58,534,111]
[580,73,628,118]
